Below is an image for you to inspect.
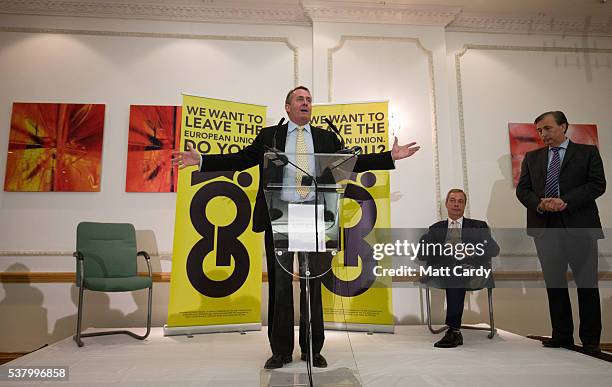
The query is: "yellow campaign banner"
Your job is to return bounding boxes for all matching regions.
[311,101,394,327]
[167,94,266,328]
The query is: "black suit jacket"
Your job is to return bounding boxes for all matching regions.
[418,218,499,289]
[516,140,606,238]
[418,218,500,265]
[200,123,395,232]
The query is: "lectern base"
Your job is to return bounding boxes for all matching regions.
[260,367,361,387]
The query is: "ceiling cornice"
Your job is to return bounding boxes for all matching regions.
[301,1,462,26]
[0,1,610,36]
[448,12,612,37]
[0,0,312,26]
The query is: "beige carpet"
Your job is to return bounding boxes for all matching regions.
[1,326,610,386]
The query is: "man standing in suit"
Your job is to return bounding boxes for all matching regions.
[174,86,420,368]
[516,111,605,354]
[419,189,499,348]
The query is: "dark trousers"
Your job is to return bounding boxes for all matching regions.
[445,288,466,329]
[533,221,601,345]
[265,228,325,356]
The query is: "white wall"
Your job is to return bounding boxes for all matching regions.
[0,14,312,254]
[313,21,449,224]
[445,31,612,225]
[0,14,611,352]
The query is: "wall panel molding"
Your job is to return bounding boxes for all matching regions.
[328,35,442,219]
[0,26,300,86]
[454,44,612,216]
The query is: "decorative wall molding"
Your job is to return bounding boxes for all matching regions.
[1,1,610,36]
[3,250,611,257]
[0,352,28,365]
[0,272,272,283]
[448,13,612,37]
[0,272,171,283]
[0,250,173,257]
[302,1,461,26]
[0,26,300,87]
[0,0,311,26]
[454,44,612,217]
[2,271,610,283]
[328,35,442,220]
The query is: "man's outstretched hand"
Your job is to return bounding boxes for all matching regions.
[171,143,201,170]
[391,136,420,161]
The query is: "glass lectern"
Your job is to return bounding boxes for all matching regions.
[260,152,363,387]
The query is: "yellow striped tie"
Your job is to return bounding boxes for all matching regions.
[295,126,310,198]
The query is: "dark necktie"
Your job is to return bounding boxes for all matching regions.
[545,147,561,198]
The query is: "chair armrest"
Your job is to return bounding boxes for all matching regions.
[73,251,84,287]
[137,251,153,278]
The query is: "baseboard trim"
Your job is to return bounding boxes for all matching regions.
[0,271,610,283]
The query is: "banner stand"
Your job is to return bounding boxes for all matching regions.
[166,93,266,333]
[163,323,261,337]
[324,322,394,333]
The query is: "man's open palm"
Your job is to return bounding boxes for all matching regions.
[171,143,200,169]
[391,136,420,161]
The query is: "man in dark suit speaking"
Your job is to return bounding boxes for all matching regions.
[516,111,605,354]
[173,86,420,368]
[419,189,499,348]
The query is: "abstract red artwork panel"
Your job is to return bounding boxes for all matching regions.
[509,123,598,186]
[4,103,105,192]
[126,105,181,192]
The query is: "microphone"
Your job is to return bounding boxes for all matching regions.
[271,117,285,151]
[266,117,288,166]
[324,118,345,149]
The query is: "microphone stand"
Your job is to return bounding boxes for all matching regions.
[325,118,345,149]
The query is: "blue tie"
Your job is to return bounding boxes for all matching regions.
[545,147,561,198]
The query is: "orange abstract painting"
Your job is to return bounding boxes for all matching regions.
[126,105,181,192]
[4,103,105,192]
[509,123,598,186]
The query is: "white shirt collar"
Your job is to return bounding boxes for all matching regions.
[550,137,569,150]
[288,120,311,134]
[447,217,463,228]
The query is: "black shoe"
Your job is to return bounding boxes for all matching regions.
[542,338,574,349]
[300,353,328,368]
[282,354,292,364]
[581,344,601,354]
[264,355,285,369]
[434,329,463,348]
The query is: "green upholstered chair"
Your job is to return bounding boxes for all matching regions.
[73,222,153,347]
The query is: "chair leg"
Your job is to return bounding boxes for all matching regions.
[487,287,496,339]
[425,286,449,334]
[143,285,152,339]
[73,285,85,347]
[77,287,153,344]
